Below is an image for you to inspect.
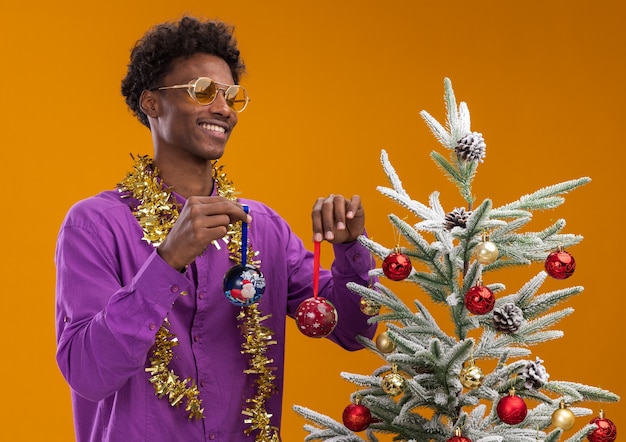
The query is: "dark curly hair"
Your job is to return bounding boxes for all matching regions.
[121,16,246,128]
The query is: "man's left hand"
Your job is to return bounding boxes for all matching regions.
[311,194,365,244]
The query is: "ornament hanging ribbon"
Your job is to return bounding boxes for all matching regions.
[313,241,320,298]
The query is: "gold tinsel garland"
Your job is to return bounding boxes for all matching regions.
[118,155,279,440]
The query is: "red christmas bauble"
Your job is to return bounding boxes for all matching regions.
[464,285,495,315]
[295,297,338,338]
[496,391,527,425]
[382,252,412,281]
[447,436,472,442]
[588,412,617,442]
[447,428,472,442]
[342,403,372,432]
[545,249,576,279]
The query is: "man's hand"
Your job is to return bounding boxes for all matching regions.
[157,196,251,271]
[311,194,365,244]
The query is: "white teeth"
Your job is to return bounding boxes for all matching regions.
[200,123,226,133]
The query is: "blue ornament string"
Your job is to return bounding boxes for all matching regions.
[241,204,249,265]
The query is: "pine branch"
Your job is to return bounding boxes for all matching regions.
[411,271,450,303]
[474,330,532,359]
[514,308,574,338]
[420,110,453,149]
[347,282,414,319]
[458,159,479,205]
[489,208,532,219]
[385,330,428,355]
[509,271,547,306]
[375,185,439,222]
[459,199,492,265]
[543,381,620,403]
[545,428,564,442]
[379,149,411,200]
[496,178,591,212]
[430,150,464,186]
[521,285,584,319]
[563,424,598,442]
[293,406,365,441]
[444,77,461,142]
[340,372,387,389]
[388,214,439,262]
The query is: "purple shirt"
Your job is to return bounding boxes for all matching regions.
[55,187,376,442]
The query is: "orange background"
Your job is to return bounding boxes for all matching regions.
[1,0,624,440]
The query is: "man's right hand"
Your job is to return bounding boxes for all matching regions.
[157,196,251,271]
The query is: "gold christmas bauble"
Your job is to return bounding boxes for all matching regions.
[460,361,484,389]
[375,332,396,354]
[551,402,575,430]
[381,372,405,396]
[360,298,381,316]
[474,240,499,265]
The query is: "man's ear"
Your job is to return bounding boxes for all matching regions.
[139,90,159,118]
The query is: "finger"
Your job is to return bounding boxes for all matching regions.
[311,197,324,242]
[321,194,339,241]
[187,196,251,224]
[332,195,347,231]
[345,195,361,219]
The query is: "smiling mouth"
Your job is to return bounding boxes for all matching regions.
[199,123,226,134]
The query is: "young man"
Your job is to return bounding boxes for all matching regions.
[55,16,376,441]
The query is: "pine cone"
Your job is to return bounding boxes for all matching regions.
[455,132,486,162]
[492,302,524,333]
[520,357,550,390]
[444,207,471,231]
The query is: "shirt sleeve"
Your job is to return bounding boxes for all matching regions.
[55,219,192,402]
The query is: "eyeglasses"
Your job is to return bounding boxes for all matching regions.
[155,77,250,112]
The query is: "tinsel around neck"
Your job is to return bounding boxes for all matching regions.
[117,154,278,440]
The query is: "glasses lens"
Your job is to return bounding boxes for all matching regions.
[225,86,248,112]
[193,78,217,104]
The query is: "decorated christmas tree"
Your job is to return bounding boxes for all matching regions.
[293,78,619,442]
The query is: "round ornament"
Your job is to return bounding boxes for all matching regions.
[447,427,472,442]
[464,283,495,315]
[588,410,617,442]
[474,236,499,265]
[382,251,412,281]
[223,264,266,307]
[381,366,405,396]
[460,359,484,389]
[295,297,338,338]
[551,401,575,431]
[360,297,381,316]
[545,248,576,279]
[342,401,372,432]
[496,388,527,425]
[375,331,396,354]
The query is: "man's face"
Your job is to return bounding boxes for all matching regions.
[149,53,239,162]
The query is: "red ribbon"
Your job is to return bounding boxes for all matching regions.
[313,241,320,298]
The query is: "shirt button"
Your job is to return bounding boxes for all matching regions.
[208,433,216,440]
[149,323,156,330]
[198,293,204,299]
[353,254,361,261]
[193,335,199,343]
[200,381,205,387]
[170,285,179,293]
